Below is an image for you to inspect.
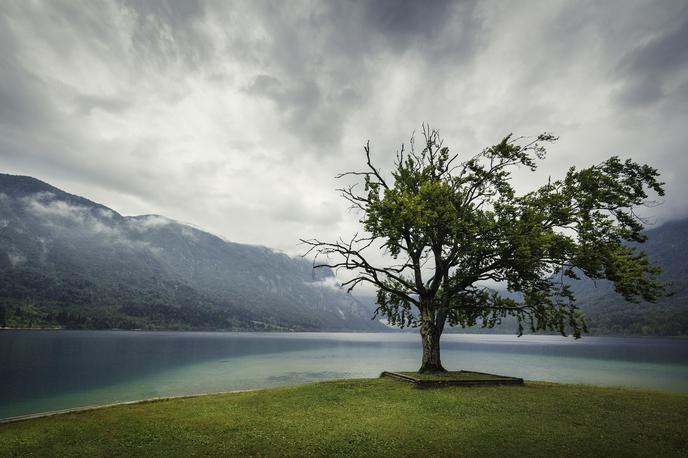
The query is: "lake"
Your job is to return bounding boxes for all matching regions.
[1,330,687,419]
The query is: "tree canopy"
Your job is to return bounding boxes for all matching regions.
[303,125,665,372]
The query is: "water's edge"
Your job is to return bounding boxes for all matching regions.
[0,388,262,425]
[2,331,687,420]
[3,377,684,425]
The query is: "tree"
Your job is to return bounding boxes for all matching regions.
[302,125,665,373]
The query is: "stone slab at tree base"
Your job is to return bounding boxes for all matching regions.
[381,370,524,388]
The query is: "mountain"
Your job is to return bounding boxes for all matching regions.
[363,220,687,337]
[1,173,685,335]
[452,219,688,336]
[0,173,384,331]
[570,219,688,336]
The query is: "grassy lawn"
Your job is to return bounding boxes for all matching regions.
[397,371,516,381]
[1,378,686,457]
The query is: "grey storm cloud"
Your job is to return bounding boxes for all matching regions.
[0,0,687,255]
[614,17,688,108]
[121,0,212,68]
[356,0,483,58]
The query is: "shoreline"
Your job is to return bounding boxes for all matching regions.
[0,388,262,425]
[0,378,688,457]
[1,327,686,338]
[2,376,686,425]
[2,378,687,457]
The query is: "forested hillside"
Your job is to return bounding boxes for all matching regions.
[0,174,383,331]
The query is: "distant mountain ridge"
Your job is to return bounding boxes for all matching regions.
[570,218,688,335]
[0,173,383,331]
[464,219,688,336]
[358,218,688,336]
[1,173,685,335]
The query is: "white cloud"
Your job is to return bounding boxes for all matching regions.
[307,276,341,291]
[127,215,174,231]
[8,249,26,267]
[0,0,685,265]
[21,193,150,250]
[23,194,89,225]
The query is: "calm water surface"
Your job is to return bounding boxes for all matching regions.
[1,330,687,419]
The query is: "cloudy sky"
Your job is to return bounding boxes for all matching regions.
[1,0,686,254]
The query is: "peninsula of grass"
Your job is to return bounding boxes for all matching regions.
[2,378,687,457]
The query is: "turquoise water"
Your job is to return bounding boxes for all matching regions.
[1,331,687,419]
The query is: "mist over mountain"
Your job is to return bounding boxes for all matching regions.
[0,173,383,331]
[0,173,685,335]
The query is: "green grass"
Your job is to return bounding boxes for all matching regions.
[397,370,516,381]
[1,378,686,457]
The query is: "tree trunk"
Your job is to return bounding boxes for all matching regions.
[418,307,446,373]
